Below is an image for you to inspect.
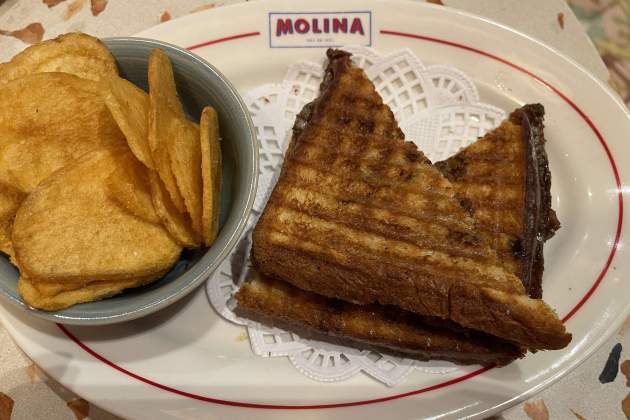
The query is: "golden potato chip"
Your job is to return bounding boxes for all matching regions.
[105,155,161,225]
[0,219,14,259]
[166,118,203,236]
[30,269,169,295]
[103,76,154,169]
[0,184,24,259]
[148,49,187,213]
[12,146,182,283]
[0,184,24,219]
[147,49,185,121]
[19,273,161,311]
[0,73,125,193]
[154,139,187,213]
[0,184,26,259]
[0,32,118,85]
[200,106,222,246]
[148,170,200,248]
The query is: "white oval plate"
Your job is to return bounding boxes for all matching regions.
[1,1,628,419]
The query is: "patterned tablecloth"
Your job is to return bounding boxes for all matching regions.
[0,0,628,419]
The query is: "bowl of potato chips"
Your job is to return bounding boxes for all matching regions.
[0,33,258,324]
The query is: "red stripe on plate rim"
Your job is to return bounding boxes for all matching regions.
[187,31,260,50]
[56,30,624,410]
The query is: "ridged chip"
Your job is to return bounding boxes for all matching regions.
[105,151,161,225]
[148,170,200,248]
[0,32,118,85]
[147,49,187,212]
[200,106,222,246]
[166,118,204,236]
[103,76,154,168]
[0,72,125,193]
[18,273,162,311]
[0,184,24,259]
[12,146,182,285]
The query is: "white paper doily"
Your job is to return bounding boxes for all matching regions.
[206,46,506,387]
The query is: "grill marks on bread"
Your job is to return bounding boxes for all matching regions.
[250,50,570,351]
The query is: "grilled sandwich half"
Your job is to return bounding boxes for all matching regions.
[242,49,570,352]
[237,104,559,365]
[237,274,523,365]
[436,104,560,298]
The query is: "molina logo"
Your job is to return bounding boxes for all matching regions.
[269,11,372,48]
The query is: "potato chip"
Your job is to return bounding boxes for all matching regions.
[105,155,161,225]
[103,76,154,169]
[200,106,222,246]
[0,32,118,85]
[0,219,14,259]
[148,170,200,248]
[12,146,182,283]
[28,271,166,295]
[0,184,24,219]
[0,73,125,193]
[154,139,187,213]
[19,273,161,311]
[166,118,204,236]
[0,184,25,259]
[148,49,187,213]
[147,49,185,121]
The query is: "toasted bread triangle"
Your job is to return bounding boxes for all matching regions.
[436,104,560,298]
[251,49,570,351]
[236,274,524,365]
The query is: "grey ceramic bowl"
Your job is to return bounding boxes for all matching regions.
[0,37,258,325]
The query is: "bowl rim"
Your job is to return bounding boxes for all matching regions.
[0,36,259,325]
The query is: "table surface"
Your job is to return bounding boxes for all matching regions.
[0,0,628,419]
